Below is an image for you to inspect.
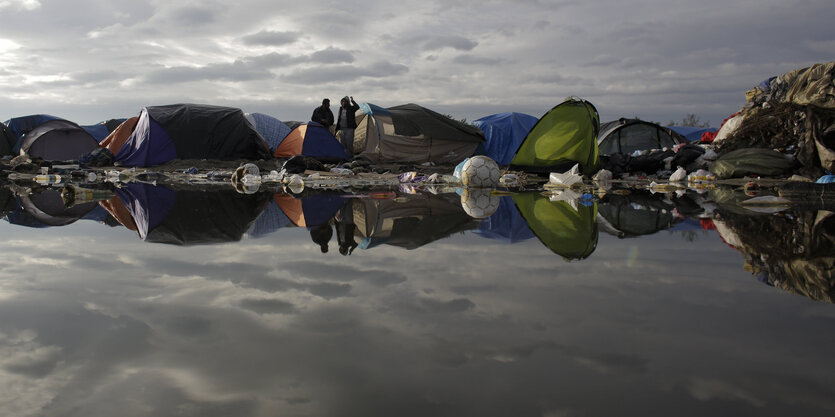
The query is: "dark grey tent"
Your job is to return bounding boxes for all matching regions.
[113,104,272,167]
[1,122,13,156]
[597,118,685,156]
[354,103,485,164]
[19,119,100,161]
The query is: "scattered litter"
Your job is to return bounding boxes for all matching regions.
[500,173,520,186]
[547,164,583,187]
[330,167,354,175]
[669,166,687,183]
[687,169,716,183]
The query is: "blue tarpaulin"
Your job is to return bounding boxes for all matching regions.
[473,112,538,166]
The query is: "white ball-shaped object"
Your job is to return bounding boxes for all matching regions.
[461,156,500,188]
[461,189,500,219]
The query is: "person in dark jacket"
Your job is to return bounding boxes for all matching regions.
[335,96,360,157]
[311,98,334,131]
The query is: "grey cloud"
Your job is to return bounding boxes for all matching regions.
[167,4,220,26]
[366,271,408,287]
[279,261,406,287]
[239,298,298,315]
[307,282,352,299]
[450,284,504,295]
[419,35,478,52]
[241,30,301,46]
[141,61,276,84]
[569,350,649,375]
[243,52,306,68]
[163,316,214,339]
[71,70,127,84]
[136,259,273,281]
[310,47,355,64]
[418,297,475,314]
[281,62,408,84]
[452,54,503,65]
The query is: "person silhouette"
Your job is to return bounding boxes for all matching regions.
[309,223,333,253]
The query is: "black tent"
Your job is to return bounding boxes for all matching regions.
[598,118,685,156]
[114,104,272,167]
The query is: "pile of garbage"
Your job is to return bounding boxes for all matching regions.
[712,61,835,179]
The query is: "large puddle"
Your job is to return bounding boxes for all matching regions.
[1,183,833,416]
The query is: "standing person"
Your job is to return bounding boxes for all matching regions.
[335,96,360,157]
[311,98,334,132]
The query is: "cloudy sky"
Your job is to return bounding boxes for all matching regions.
[0,0,832,127]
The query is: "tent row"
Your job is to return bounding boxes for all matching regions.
[3,182,598,259]
[2,99,710,173]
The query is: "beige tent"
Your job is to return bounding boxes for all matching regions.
[353,103,484,164]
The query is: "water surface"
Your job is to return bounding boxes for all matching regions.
[0,184,833,417]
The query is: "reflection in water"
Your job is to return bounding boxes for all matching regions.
[1,181,834,302]
[714,207,835,303]
[1,181,835,416]
[512,193,598,260]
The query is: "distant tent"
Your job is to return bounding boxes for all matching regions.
[4,114,65,153]
[511,192,598,260]
[473,112,538,166]
[82,119,127,142]
[245,112,292,152]
[273,122,348,161]
[510,98,600,174]
[18,119,100,161]
[598,118,685,156]
[111,104,271,167]
[354,103,485,164]
[667,125,716,143]
[1,122,13,156]
[353,193,477,250]
[113,183,270,245]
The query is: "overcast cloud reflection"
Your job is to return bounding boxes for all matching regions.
[1,184,834,416]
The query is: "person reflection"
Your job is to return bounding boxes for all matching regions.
[309,222,333,253]
[336,200,358,256]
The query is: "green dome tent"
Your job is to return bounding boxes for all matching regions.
[510,98,599,174]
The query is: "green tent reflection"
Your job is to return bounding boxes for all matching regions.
[511,192,598,260]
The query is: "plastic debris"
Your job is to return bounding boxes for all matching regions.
[547,164,583,187]
[816,174,835,184]
[687,169,716,183]
[183,167,199,174]
[669,166,687,183]
[499,173,520,186]
[330,167,354,175]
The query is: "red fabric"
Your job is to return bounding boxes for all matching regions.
[701,112,741,143]
[700,219,716,230]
